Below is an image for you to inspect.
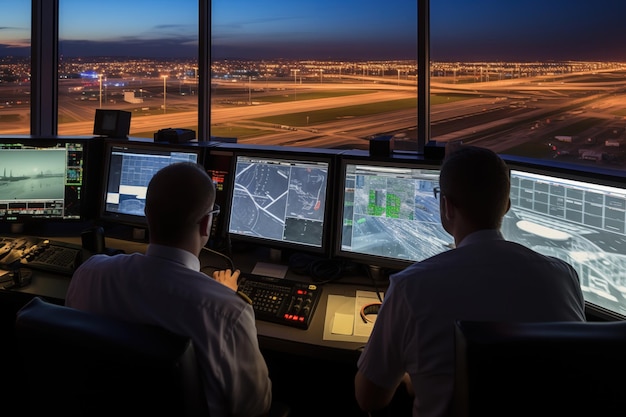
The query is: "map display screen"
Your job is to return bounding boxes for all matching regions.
[335,159,451,270]
[502,167,626,319]
[227,154,330,252]
[101,141,200,227]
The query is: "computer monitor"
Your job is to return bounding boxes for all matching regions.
[93,109,131,138]
[99,140,202,228]
[0,139,89,227]
[226,150,334,256]
[334,157,452,271]
[501,159,626,320]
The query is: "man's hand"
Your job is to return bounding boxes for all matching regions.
[212,268,240,291]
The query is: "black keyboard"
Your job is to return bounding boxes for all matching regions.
[238,274,321,330]
[19,239,83,276]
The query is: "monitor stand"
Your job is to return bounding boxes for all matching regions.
[269,248,282,264]
[367,265,385,282]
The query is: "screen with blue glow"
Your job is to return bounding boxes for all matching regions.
[502,167,626,318]
[227,152,332,254]
[100,141,200,227]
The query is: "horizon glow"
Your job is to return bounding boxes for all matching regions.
[0,0,625,61]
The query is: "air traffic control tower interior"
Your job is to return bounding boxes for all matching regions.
[0,135,625,415]
[3,2,626,414]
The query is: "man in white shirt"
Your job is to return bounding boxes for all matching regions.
[67,161,273,417]
[354,146,585,417]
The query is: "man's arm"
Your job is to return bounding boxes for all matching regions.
[354,370,398,412]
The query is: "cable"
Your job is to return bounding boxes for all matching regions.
[201,246,235,271]
[361,264,385,303]
[309,258,343,283]
[288,252,345,284]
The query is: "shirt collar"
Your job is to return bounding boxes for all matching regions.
[457,229,504,248]
[146,244,201,271]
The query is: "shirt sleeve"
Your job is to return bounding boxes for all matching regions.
[356,277,410,390]
[221,306,273,417]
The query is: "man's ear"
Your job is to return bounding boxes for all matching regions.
[505,198,511,214]
[198,214,211,237]
[442,195,455,221]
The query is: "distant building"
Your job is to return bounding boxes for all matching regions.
[123,91,143,104]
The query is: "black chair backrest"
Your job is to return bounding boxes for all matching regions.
[453,320,626,417]
[15,296,209,417]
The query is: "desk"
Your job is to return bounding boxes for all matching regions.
[3,235,385,364]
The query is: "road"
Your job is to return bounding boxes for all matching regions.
[2,71,626,160]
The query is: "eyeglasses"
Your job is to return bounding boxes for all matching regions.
[433,186,442,199]
[198,204,220,225]
[207,204,220,217]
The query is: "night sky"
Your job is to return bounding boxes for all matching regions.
[0,0,625,61]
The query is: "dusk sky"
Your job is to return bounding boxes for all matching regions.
[0,0,625,61]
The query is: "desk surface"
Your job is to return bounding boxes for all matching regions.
[4,235,386,363]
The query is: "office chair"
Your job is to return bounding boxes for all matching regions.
[15,296,208,417]
[452,320,626,417]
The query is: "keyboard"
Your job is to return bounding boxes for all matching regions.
[19,239,83,276]
[238,274,321,330]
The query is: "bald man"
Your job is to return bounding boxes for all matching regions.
[67,162,272,417]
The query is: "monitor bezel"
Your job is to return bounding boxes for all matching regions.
[332,155,448,272]
[224,148,337,257]
[98,139,203,229]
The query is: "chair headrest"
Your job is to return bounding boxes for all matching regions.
[16,296,191,361]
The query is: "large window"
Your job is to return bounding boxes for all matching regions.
[0,1,31,134]
[430,0,626,171]
[57,0,198,137]
[210,0,418,150]
[2,1,626,173]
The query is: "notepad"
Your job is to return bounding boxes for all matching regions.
[322,291,383,343]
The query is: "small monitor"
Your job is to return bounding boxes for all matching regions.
[99,140,202,228]
[93,109,131,138]
[502,160,626,320]
[226,151,334,256]
[0,139,89,225]
[334,157,452,270]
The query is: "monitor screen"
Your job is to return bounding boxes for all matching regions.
[334,157,452,270]
[226,151,333,255]
[100,140,201,227]
[501,163,626,319]
[0,140,87,223]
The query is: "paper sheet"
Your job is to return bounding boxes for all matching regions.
[322,290,383,343]
[331,312,354,335]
